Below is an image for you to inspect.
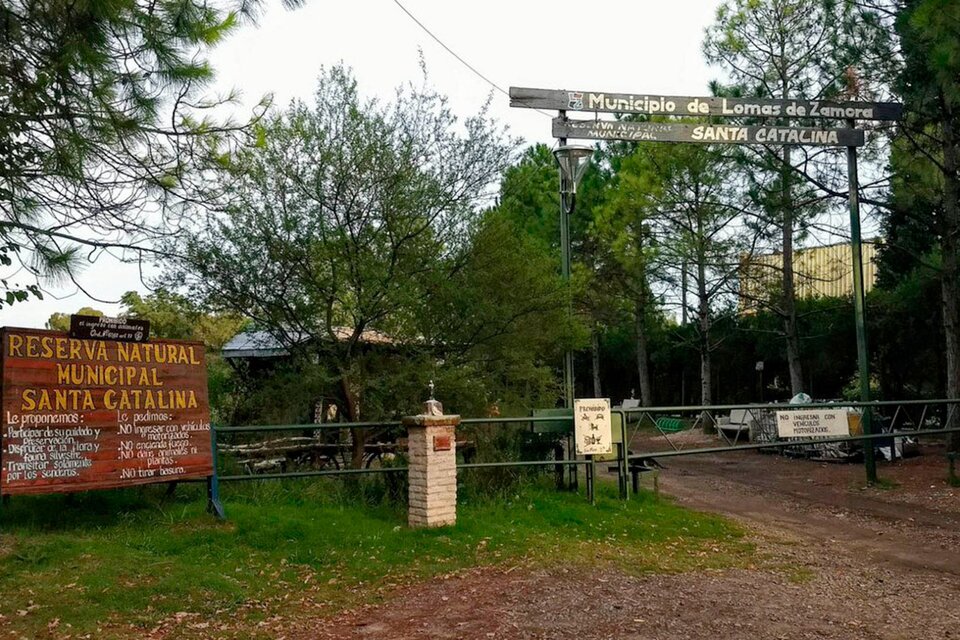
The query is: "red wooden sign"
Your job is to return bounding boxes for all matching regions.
[1,328,213,495]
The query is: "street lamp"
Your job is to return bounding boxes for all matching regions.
[554,145,593,203]
[553,145,593,412]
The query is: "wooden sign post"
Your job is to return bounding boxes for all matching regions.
[1,327,223,518]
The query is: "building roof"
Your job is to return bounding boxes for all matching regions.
[221,330,297,359]
[222,327,396,359]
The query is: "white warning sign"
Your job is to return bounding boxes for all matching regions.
[574,398,612,455]
[776,410,850,438]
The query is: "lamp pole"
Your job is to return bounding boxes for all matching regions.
[554,140,593,492]
[553,143,593,407]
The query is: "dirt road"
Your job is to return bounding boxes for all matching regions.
[660,442,960,575]
[299,441,960,639]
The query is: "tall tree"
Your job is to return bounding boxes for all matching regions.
[599,140,750,407]
[167,67,572,462]
[888,0,960,449]
[704,0,878,395]
[0,0,285,306]
[495,143,596,401]
[594,148,660,406]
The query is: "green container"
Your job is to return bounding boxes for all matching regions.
[530,408,573,434]
[656,417,685,433]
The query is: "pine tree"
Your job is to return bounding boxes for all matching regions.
[0,0,291,305]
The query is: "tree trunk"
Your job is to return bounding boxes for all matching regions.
[341,375,366,469]
[680,258,689,325]
[697,252,713,432]
[591,326,603,398]
[940,112,960,452]
[634,303,653,407]
[781,145,804,395]
[699,306,712,407]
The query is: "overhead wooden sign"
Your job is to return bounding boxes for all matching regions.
[554,118,865,147]
[1,327,213,495]
[511,87,903,121]
[69,315,150,343]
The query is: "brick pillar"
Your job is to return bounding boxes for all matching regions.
[404,401,459,528]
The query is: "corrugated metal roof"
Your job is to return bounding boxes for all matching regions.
[221,330,294,359]
[222,327,397,359]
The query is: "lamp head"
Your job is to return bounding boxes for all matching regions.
[553,145,593,195]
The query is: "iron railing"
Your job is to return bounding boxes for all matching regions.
[211,400,960,505]
[612,399,960,499]
[213,414,598,501]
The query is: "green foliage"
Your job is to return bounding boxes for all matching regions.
[496,144,561,253]
[841,371,881,401]
[427,210,573,414]
[888,0,960,451]
[46,306,104,331]
[868,262,945,398]
[167,66,573,422]
[0,0,276,307]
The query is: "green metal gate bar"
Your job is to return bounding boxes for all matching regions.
[213,415,596,502]
[612,399,960,499]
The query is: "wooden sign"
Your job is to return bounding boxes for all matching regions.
[1,328,213,495]
[511,87,903,121]
[554,118,865,147]
[69,315,150,343]
[574,398,612,455]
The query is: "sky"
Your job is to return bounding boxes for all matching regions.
[3,0,722,329]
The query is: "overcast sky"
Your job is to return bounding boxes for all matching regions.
[4,0,722,329]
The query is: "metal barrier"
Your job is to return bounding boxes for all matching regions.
[213,414,598,502]
[612,399,960,499]
[212,400,959,505]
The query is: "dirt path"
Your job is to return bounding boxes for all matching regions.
[659,446,960,576]
[292,444,960,639]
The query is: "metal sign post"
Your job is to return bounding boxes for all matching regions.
[512,85,902,486]
[846,118,877,483]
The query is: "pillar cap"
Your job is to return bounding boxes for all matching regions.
[402,414,461,427]
[423,398,443,416]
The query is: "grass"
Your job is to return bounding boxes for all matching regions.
[0,478,749,638]
[855,476,901,491]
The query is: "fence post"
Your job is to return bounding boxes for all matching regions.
[206,427,226,521]
[587,454,597,504]
[404,398,460,528]
[616,410,629,500]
